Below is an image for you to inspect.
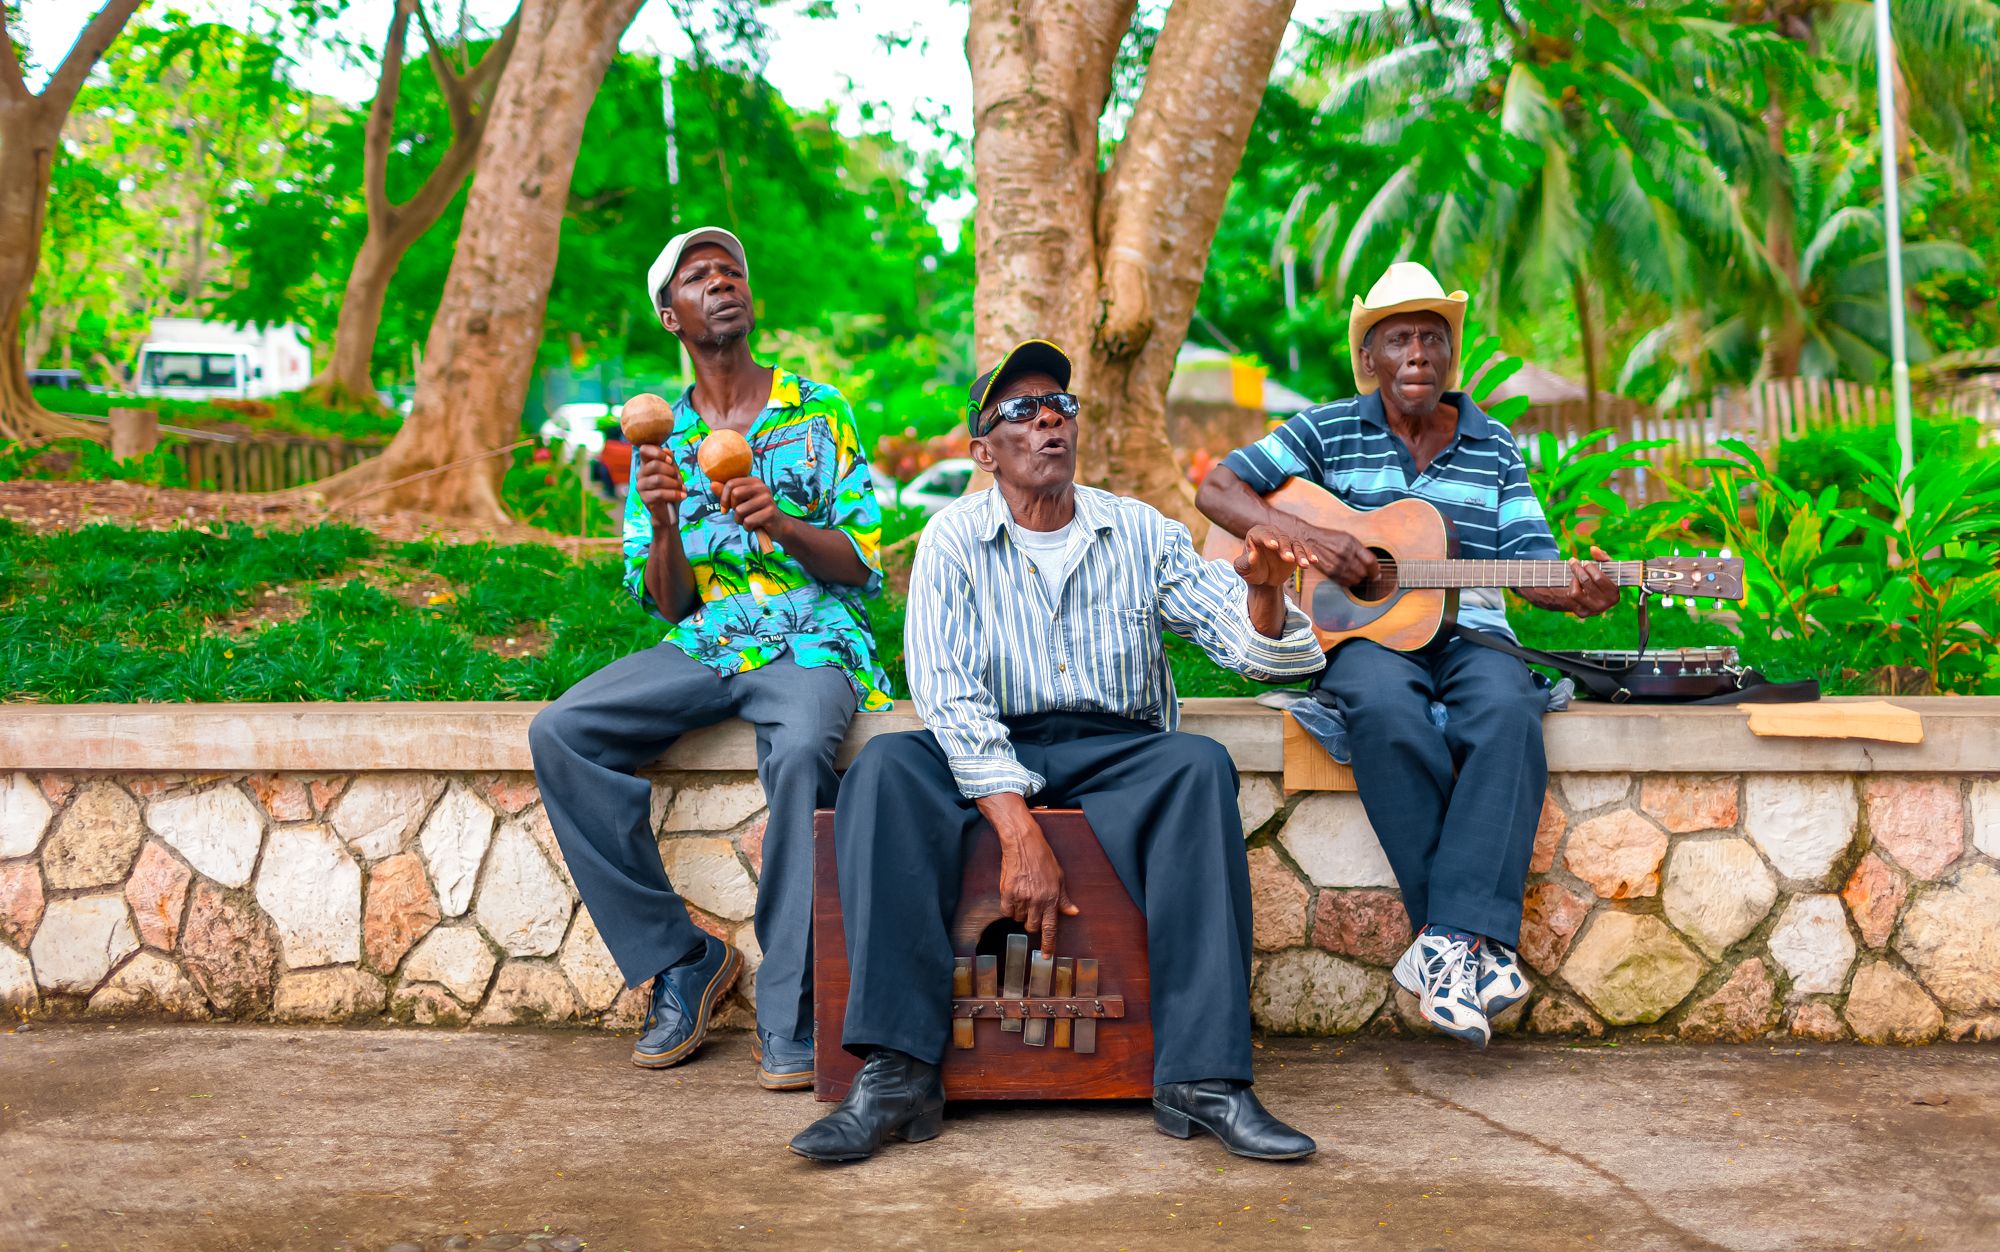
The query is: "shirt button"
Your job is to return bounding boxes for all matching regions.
[1027,562,1038,573]
[1058,662,1067,673]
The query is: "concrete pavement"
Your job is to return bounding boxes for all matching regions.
[3,1026,1997,1250]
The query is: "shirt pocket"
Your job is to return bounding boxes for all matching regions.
[1090,605,1159,672]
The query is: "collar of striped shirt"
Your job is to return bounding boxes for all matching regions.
[1357,388,1498,442]
[970,478,1118,544]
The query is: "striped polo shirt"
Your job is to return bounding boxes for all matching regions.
[1221,390,1558,640]
[907,484,1325,798]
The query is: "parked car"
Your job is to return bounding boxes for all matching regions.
[899,457,975,516]
[28,368,96,392]
[132,318,312,401]
[538,402,614,455]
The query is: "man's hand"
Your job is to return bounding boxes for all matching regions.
[1233,523,1312,586]
[1290,524,1379,587]
[976,793,1078,958]
[634,445,686,527]
[719,475,789,542]
[1521,545,1620,618]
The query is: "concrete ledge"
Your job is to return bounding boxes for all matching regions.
[1,697,1994,775]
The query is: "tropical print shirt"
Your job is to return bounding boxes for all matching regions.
[621,368,894,710]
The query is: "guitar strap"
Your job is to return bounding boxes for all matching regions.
[1452,592,1821,705]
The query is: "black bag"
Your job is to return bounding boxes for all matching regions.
[1455,595,1820,705]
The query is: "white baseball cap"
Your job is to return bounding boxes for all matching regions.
[645,226,750,313]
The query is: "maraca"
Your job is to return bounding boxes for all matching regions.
[617,392,674,446]
[698,428,775,553]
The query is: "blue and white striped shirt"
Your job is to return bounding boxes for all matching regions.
[1221,390,1558,639]
[907,484,1325,799]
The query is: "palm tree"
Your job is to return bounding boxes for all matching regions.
[1742,0,2000,375]
[1296,1,1777,423]
[1621,141,1982,397]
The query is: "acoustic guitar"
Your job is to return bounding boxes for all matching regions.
[1201,479,1745,652]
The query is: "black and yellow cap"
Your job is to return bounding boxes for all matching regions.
[966,339,1073,435]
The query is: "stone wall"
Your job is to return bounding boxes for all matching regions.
[4,755,1997,1042]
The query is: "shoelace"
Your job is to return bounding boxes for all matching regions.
[1421,937,1480,1003]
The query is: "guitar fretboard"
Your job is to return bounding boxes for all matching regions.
[1381,560,1646,589]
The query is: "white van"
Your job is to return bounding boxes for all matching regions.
[133,319,313,401]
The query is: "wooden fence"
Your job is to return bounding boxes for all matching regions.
[1512,377,1997,502]
[173,433,383,493]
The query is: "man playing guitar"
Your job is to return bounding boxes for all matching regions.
[1197,262,1619,1047]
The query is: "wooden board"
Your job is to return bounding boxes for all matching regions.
[1282,713,1358,792]
[812,809,1154,1102]
[1747,701,1924,744]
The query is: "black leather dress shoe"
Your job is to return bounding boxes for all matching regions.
[788,1049,945,1163]
[1153,1080,1317,1160]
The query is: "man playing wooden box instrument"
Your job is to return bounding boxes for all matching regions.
[529,227,893,1090]
[789,339,1325,1164]
[1196,262,1619,1049]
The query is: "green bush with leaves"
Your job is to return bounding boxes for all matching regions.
[0,437,190,489]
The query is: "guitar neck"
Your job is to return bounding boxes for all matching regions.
[1388,560,1646,589]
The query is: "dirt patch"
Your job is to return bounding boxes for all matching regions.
[212,585,311,635]
[0,480,614,550]
[474,627,552,658]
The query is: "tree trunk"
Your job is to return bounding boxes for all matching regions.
[1572,268,1600,428]
[309,230,410,410]
[1762,85,1804,377]
[315,0,643,521]
[304,0,520,410]
[0,1,145,443]
[968,0,1295,532]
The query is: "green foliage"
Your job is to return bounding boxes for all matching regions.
[1776,413,1992,505]
[1670,439,2000,693]
[1522,429,1678,555]
[0,438,189,488]
[500,445,621,539]
[1202,0,2000,413]
[31,387,399,443]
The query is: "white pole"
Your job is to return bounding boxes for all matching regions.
[1874,0,1915,517]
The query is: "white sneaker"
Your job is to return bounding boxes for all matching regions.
[1476,941,1530,1016]
[1392,931,1491,1048]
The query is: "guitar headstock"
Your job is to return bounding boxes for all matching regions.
[1639,557,1744,600]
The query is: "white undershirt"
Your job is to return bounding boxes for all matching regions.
[1010,518,1081,605]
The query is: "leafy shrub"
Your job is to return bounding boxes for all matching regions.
[0,437,189,488]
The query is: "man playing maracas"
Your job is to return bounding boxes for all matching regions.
[530,227,891,1091]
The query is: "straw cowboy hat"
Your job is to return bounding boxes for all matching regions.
[1349,261,1469,395]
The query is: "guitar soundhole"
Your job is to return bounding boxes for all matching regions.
[1349,550,1398,604]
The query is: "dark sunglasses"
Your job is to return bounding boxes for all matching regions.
[978,391,1080,436]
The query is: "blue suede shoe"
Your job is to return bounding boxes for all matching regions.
[753,1028,815,1091]
[631,936,742,1069]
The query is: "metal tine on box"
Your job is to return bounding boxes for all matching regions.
[1073,959,1098,1054]
[1023,952,1053,1046]
[952,958,974,1049]
[1000,933,1029,1033]
[1052,958,1074,1049]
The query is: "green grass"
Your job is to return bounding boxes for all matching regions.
[3,518,1833,704]
[0,518,1336,703]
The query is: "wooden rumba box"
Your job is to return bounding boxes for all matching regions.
[811,809,1154,1100]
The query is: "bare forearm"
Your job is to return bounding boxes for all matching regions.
[768,515,871,586]
[645,529,698,620]
[1245,582,1290,639]
[975,792,1037,844]
[1196,464,1289,538]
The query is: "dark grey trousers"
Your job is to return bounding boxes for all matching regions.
[833,713,1256,1086]
[528,644,857,1040]
[1314,636,1548,946]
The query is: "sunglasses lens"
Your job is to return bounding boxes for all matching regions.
[1049,393,1079,418]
